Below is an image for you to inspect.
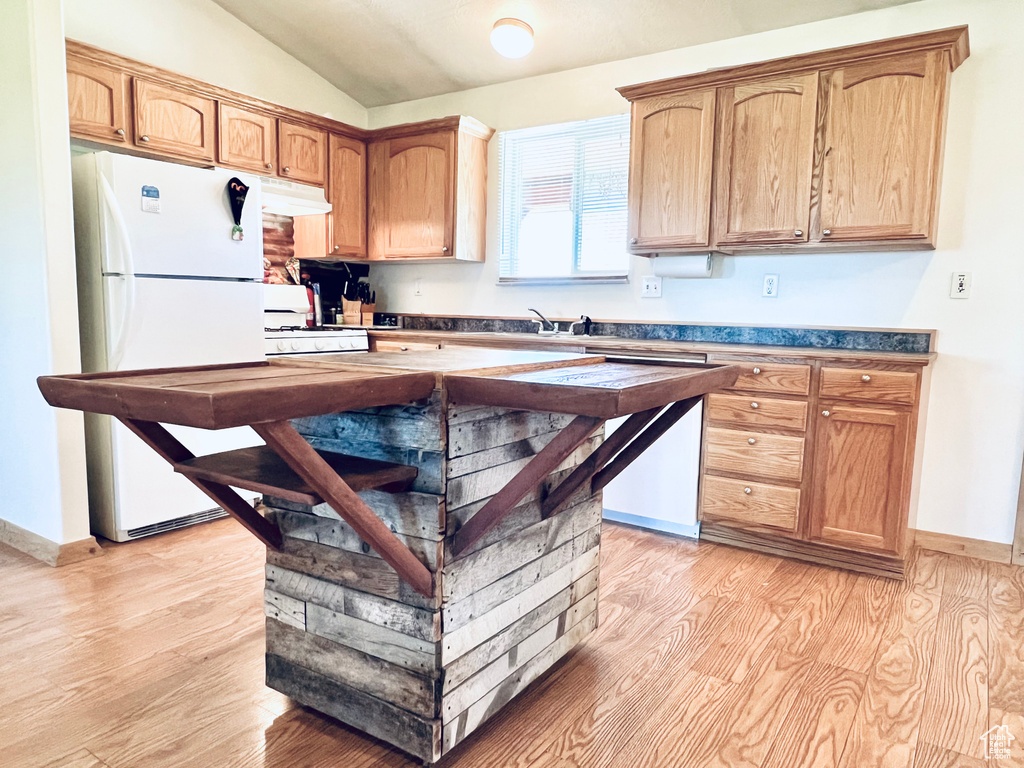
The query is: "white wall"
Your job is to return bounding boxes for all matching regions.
[1,0,91,545]
[63,0,368,128]
[366,0,1024,545]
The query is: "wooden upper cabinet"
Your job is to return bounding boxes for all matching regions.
[714,74,818,245]
[369,130,455,260]
[67,55,130,144]
[627,89,716,252]
[817,51,947,245]
[327,133,367,259]
[218,104,277,175]
[809,404,910,553]
[278,120,327,186]
[132,78,216,162]
[618,26,968,255]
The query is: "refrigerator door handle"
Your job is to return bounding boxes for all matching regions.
[100,175,137,368]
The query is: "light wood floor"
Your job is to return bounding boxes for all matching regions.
[2,518,1021,768]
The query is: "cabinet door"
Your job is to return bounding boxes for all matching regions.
[369,131,454,259]
[809,404,910,553]
[218,104,276,175]
[714,74,818,245]
[327,134,367,258]
[278,121,327,186]
[627,89,716,252]
[67,56,129,144]
[132,78,216,161]
[818,50,947,243]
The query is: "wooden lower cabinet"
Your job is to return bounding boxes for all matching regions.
[808,404,910,554]
[699,356,927,578]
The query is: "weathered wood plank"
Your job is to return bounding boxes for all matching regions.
[269,507,442,571]
[263,589,305,630]
[448,429,564,478]
[443,498,601,603]
[265,563,440,642]
[266,654,442,763]
[305,602,438,675]
[292,409,443,451]
[448,411,576,458]
[303,436,444,494]
[447,435,601,510]
[267,536,437,609]
[266,618,438,718]
[266,489,445,541]
[441,611,599,753]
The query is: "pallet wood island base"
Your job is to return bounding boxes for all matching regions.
[37,347,739,762]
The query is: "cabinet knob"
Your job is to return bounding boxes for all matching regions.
[630,237,638,245]
[794,230,803,237]
[822,410,830,417]
[752,367,761,375]
[114,128,125,136]
[743,487,752,495]
[442,246,449,253]
[861,374,871,382]
[400,346,409,351]
[283,167,290,173]
[748,438,756,445]
[750,402,759,409]
[823,229,832,236]
[265,162,274,170]
[139,135,150,142]
[333,245,340,252]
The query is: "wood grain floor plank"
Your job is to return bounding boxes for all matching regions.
[761,662,867,768]
[919,558,989,759]
[988,561,1024,768]
[39,749,110,768]
[837,583,945,768]
[771,566,858,660]
[913,741,991,768]
[818,573,900,674]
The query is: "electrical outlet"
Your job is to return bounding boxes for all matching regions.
[641,276,663,298]
[763,274,779,298]
[950,271,972,299]
[414,278,423,297]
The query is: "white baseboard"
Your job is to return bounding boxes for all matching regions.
[602,509,701,539]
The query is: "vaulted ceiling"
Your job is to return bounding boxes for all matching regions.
[210,0,920,108]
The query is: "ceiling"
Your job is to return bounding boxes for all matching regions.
[210,0,920,108]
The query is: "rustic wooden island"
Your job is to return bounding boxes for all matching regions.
[38,348,739,763]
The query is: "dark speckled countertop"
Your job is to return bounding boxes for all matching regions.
[391,315,935,355]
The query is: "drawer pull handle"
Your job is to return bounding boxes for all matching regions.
[752,367,761,375]
[139,135,150,142]
[114,128,125,136]
[750,402,759,409]
[822,410,830,417]
[794,230,803,237]
[861,374,871,382]
[743,487,752,495]
[823,229,832,236]
[748,438,756,445]
[400,346,409,351]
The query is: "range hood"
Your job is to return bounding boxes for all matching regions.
[260,176,332,217]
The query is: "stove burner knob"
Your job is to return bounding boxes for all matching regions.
[276,341,288,351]
[315,340,327,350]
[290,341,300,351]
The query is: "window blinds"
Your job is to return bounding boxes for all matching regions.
[498,114,630,280]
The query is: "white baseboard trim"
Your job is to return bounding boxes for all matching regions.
[602,509,701,539]
[0,518,104,566]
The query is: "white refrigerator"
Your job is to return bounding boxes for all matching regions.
[72,151,264,541]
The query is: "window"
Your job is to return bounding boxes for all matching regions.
[498,114,630,282]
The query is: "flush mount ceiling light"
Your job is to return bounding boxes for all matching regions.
[491,18,534,58]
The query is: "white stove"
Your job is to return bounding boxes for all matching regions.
[264,327,368,356]
[263,284,368,356]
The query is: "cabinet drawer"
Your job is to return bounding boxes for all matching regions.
[372,340,441,352]
[706,393,808,431]
[819,367,917,405]
[721,361,811,395]
[705,428,804,482]
[702,475,800,532]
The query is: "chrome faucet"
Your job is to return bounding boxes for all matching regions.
[527,308,556,333]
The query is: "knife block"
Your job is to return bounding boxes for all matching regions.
[361,303,375,327]
[341,299,362,326]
